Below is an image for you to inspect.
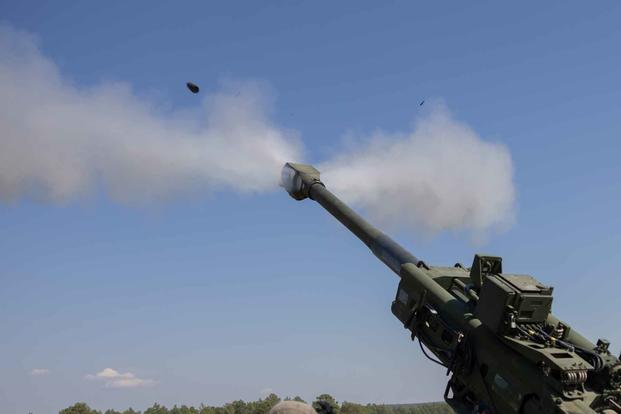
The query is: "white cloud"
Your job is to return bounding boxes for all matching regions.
[30,368,50,376]
[86,368,156,388]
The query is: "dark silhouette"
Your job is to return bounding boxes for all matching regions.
[186,82,200,94]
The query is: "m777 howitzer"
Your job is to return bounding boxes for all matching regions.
[281,163,621,414]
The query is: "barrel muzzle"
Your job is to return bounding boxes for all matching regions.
[281,163,323,200]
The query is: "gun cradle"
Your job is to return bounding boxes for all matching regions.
[392,255,620,413]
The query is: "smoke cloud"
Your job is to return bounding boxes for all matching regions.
[0,26,301,203]
[320,109,515,235]
[0,25,515,235]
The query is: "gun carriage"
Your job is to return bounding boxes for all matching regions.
[281,163,621,414]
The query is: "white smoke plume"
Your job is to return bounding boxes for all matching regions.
[0,25,515,236]
[320,109,515,235]
[0,26,302,203]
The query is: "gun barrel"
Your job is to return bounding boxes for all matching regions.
[282,163,418,275]
[309,184,419,275]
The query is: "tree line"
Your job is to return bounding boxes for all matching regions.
[58,394,452,414]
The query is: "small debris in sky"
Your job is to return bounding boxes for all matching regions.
[186,82,200,94]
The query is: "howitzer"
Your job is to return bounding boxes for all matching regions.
[281,163,621,414]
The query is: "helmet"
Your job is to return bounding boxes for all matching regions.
[269,401,317,414]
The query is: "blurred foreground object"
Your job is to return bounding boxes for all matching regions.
[270,401,318,414]
[281,162,621,414]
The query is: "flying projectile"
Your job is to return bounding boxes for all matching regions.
[186,82,200,94]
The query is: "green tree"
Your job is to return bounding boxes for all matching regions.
[144,404,169,414]
[59,402,101,414]
[341,402,369,414]
[201,407,228,414]
[169,405,198,414]
[313,394,340,414]
[222,400,248,414]
[198,404,217,414]
[364,404,389,414]
[252,393,281,414]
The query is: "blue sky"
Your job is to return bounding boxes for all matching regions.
[1,2,621,413]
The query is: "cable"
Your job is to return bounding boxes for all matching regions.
[518,324,605,372]
[531,326,604,371]
[418,337,448,368]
